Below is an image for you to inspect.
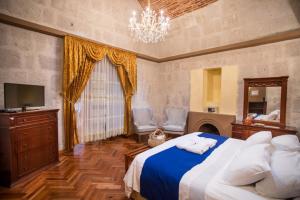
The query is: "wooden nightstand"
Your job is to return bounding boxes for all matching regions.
[125,145,151,171]
[232,121,297,140]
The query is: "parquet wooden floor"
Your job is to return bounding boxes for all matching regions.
[0,136,143,200]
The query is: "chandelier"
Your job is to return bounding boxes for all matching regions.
[128,0,170,43]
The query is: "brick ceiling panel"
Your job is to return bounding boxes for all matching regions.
[138,0,218,19]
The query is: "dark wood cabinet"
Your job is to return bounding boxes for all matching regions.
[0,109,59,187]
[232,121,297,140]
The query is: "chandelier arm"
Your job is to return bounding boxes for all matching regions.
[128,0,170,44]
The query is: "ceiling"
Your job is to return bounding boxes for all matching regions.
[138,0,218,19]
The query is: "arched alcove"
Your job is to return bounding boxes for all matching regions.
[199,123,220,135]
[188,112,236,137]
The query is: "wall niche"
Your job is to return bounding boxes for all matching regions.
[190,66,238,115]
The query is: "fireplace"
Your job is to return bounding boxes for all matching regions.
[199,124,220,135]
[187,112,236,137]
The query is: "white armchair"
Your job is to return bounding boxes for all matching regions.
[132,107,158,142]
[162,107,188,136]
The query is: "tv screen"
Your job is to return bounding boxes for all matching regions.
[4,83,45,109]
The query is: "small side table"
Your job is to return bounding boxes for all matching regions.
[124,145,151,171]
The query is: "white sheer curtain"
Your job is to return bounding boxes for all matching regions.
[75,56,124,143]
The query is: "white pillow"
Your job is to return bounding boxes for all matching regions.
[245,131,272,147]
[255,115,268,121]
[223,144,271,186]
[271,135,300,151]
[256,150,300,198]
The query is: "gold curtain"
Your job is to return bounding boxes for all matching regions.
[63,36,137,152]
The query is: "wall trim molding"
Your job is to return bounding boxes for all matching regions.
[0,13,160,62]
[158,28,300,63]
[1,13,300,63]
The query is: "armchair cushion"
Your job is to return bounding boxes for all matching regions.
[162,124,184,132]
[133,108,155,126]
[136,125,158,133]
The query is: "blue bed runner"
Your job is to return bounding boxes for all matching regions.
[140,133,228,200]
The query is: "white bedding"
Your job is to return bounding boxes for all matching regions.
[124,132,281,200]
[205,155,282,200]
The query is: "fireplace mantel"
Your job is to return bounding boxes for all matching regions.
[187,112,236,137]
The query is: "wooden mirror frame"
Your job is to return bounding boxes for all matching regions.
[243,76,288,126]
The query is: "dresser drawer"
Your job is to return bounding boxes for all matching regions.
[17,152,30,177]
[17,147,51,177]
[16,124,56,153]
[0,109,59,187]
[15,113,56,126]
[232,125,246,132]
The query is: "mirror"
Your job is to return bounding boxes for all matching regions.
[243,76,288,126]
[248,87,281,122]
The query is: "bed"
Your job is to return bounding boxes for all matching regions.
[124,132,286,200]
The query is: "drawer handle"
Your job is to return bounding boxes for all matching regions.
[22,119,27,122]
[9,117,14,121]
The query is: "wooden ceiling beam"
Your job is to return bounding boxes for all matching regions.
[138,0,218,19]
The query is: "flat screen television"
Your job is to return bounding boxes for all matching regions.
[4,83,45,110]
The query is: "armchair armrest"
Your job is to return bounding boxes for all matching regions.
[181,121,186,127]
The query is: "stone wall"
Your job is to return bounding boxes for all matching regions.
[156,0,300,57]
[0,23,64,149]
[1,0,300,145]
[133,59,165,123]
[0,23,159,150]
[158,38,300,134]
[0,0,161,150]
[0,0,158,57]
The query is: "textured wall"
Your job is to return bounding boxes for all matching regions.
[133,59,165,123]
[1,0,300,145]
[156,0,300,57]
[0,23,65,149]
[0,23,159,150]
[0,0,160,150]
[158,38,300,133]
[0,0,158,57]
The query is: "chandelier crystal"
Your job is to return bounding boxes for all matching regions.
[128,0,170,43]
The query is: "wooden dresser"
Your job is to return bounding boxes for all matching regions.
[0,109,59,187]
[232,120,297,140]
